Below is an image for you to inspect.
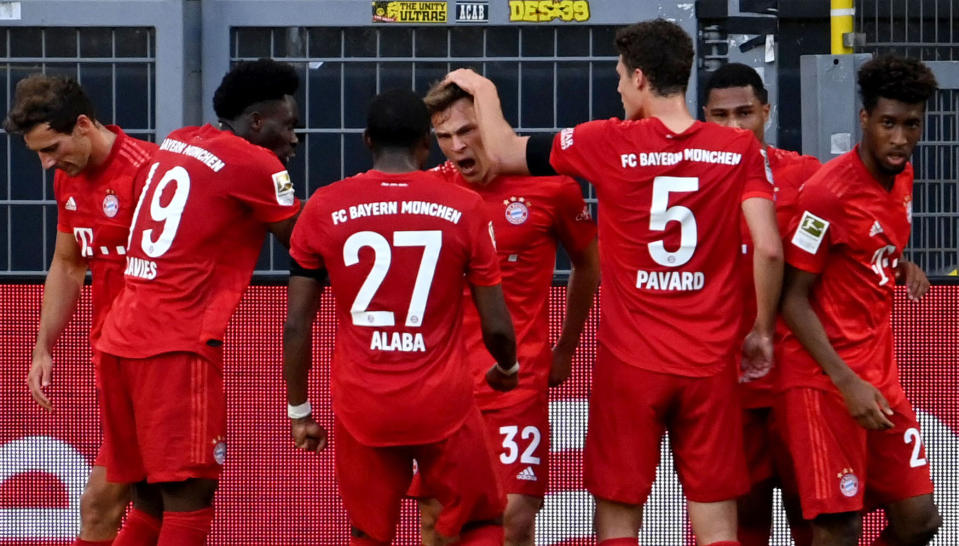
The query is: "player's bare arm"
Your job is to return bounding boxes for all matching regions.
[283,273,327,453]
[896,259,930,302]
[268,207,301,248]
[444,69,531,176]
[470,282,519,392]
[741,196,783,377]
[550,238,599,387]
[781,266,894,430]
[28,231,88,411]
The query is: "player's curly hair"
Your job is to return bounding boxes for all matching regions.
[703,63,768,105]
[213,58,299,120]
[615,19,694,97]
[366,88,430,151]
[3,74,97,134]
[858,54,938,112]
[423,80,472,116]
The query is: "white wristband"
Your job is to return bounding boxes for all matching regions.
[496,361,520,376]
[287,400,312,419]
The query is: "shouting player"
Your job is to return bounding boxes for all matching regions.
[283,88,517,544]
[93,59,301,545]
[412,82,600,545]
[778,54,941,546]
[6,75,158,546]
[443,18,783,545]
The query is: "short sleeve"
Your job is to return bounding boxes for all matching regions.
[552,176,596,254]
[288,196,326,271]
[232,149,301,224]
[53,171,72,233]
[741,138,774,201]
[464,198,502,287]
[548,119,613,186]
[784,183,842,274]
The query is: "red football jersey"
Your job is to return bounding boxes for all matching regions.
[778,146,912,405]
[53,126,157,344]
[738,146,821,408]
[96,124,300,361]
[289,169,502,446]
[549,118,773,376]
[433,162,596,410]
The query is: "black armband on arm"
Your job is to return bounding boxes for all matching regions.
[289,257,328,282]
[527,133,558,176]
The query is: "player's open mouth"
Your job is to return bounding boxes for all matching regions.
[886,153,907,167]
[457,158,476,172]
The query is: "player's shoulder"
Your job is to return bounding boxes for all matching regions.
[697,122,759,150]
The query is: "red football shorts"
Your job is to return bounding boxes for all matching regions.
[585,347,749,504]
[776,387,934,520]
[97,350,226,484]
[92,352,108,468]
[335,406,505,542]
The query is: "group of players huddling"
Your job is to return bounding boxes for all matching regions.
[9,17,941,546]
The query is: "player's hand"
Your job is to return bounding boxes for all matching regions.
[290,416,327,454]
[896,260,930,302]
[443,68,494,97]
[740,329,774,381]
[549,346,573,387]
[835,375,894,430]
[485,363,519,392]
[27,348,54,411]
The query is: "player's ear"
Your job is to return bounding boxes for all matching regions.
[858,107,869,130]
[73,114,94,135]
[363,130,373,151]
[249,111,263,132]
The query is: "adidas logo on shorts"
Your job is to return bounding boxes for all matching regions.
[516,466,537,481]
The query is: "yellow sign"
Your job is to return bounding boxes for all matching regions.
[509,0,590,22]
[372,1,448,23]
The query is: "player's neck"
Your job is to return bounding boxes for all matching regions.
[87,123,117,169]
[857,144,896,191]
[642,94,695,134]
[372,149,421,173]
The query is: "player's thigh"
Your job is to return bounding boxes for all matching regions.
[125,351,226,483]
[334,418,411,542]
[585,348,669,506]
[82,465,130,508]
[95,351,145,484]
[417,406,505,539]
[775,388,867,521]
[864,400,934,507]
[670,366,749,503]
[741,406,775,486]
[483,394,549,499]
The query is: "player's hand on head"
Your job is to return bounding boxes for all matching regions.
[896,260,930,301]
[486,362,519,392]
[740,329,774,380]
[290,417,327,454]
[549,346,574,387]
[443,68,492,97]
[26,350,54,411]
[836,375,894,430]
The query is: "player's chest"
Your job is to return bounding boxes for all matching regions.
[481,193,553,252]
[843,194,912,283]
[60,177,138,258]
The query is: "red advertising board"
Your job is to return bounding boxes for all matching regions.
[1,284,955,544]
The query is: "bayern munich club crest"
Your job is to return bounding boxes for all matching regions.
[504,196,530,225]
[102,192,119,218]
[838,469,859,497]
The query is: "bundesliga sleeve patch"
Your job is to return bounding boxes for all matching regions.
[791,210,830,254]
[272,171,295,206]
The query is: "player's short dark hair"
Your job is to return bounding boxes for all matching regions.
[213,58,299,120]
[703,63,768,104]
[615,19,694,96]
[858,54,938,112]
[366,88,430,151]
[423,80,472,116]
[3,74,97,134]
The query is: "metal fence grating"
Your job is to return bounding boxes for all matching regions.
[0,27,156,276]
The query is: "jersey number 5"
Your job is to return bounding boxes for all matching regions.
[343,230,442,327]
[649,176,698,267]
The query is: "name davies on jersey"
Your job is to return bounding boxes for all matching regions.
[636,269,705,291]
[124,255,157,280]
[330,200,462,225]
[370,330,426,352]
[620,148,742,168]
